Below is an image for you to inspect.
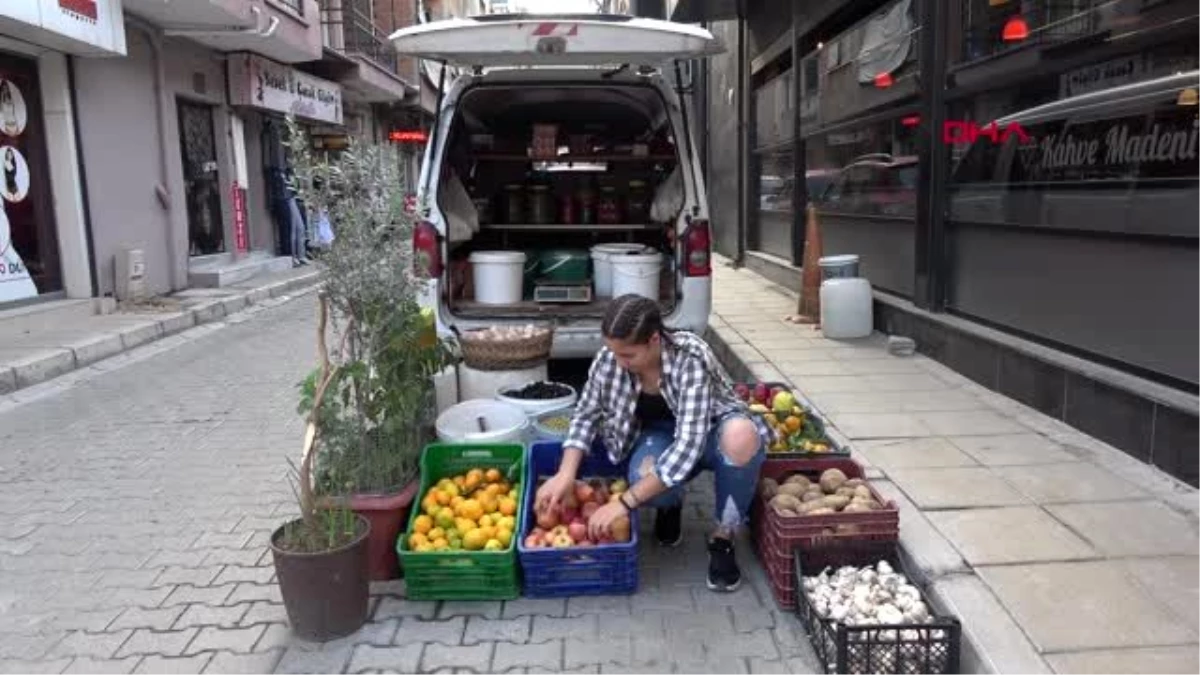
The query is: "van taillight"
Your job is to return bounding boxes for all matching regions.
[412,221,443,277]
[683,219,711,277]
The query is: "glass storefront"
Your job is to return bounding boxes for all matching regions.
[0,51,60,302]
[751,66,796,260]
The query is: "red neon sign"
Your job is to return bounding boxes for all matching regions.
[389,130,428,143]
[943,120,1032,145]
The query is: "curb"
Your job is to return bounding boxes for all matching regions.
[705,319,1042,675]
[0,270,323,395]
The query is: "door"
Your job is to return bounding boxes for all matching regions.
[389,14,724,68]
[177,100,225,256]
[0,51,61,301]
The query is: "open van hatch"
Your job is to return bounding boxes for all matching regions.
[388,14,724,69]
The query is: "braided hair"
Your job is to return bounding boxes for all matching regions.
[600,295,668,344]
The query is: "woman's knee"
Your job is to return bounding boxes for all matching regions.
[719,417,762,467]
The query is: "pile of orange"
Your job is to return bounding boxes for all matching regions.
[407,467,520,553]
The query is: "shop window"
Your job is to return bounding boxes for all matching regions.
[959,0,1100,64]
[751,64,797,260]
[806,117,919,219]
[947,42,1199,238]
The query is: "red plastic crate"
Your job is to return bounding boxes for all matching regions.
[752,458,899,609]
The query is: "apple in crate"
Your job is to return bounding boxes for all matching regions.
[581,502,600,519]
[575,481,595,503]
[536,508,559,530]
[752,383,770,404]
[734,384,750,401]
[568,520,588,543]
[550,532,574,548]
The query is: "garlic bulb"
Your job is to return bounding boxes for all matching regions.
[802,559,931,630]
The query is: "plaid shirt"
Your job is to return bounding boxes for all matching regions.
[563,331,765,487]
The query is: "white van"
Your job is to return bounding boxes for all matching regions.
[390,14,723,358]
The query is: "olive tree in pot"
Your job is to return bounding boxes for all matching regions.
[287,119,452,582]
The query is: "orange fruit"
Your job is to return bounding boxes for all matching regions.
[408,532,429,548]
[485,468,502,483]
[435,490,452,506]
[450,495,465,509]
[414,541,434,552]
[495,527,512,548]
[784,416,802,432]
[478,514,494,529]
[484,539,503,551]
[434,507,455,530]
[465,468,484,490]
[498,515,516,531]
[427,526,445,541]
[462,529,488,551]
[413,515,433,535]
[478,525,496,541]
[432,537,449,550]
[455,517,477,535]
[498,497,517,517]
[456,499,483,521]
[422,498,440,517]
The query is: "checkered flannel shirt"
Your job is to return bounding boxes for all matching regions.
[563,331,767,487]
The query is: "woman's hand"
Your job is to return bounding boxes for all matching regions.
[535,470,575,515]
[587,500,628,541]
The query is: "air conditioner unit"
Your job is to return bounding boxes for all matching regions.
[115,248,147,301]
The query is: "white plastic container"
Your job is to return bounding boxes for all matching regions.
[433,365,459,416]
[469,251,526,305]
[458,362,549,402]
[496,382,577,417]
[590,243,648,297]
[436,399,529,444]
[611,250,663,301]
[820,277,874,339]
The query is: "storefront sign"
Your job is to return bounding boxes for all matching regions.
[942,120,1031,145]
[228,54,343,126]
[389,130,428,143]
[1060,56,1144,98]
[232,181,248,254]
[0,0,126,55]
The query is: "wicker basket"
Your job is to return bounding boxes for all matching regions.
[457,325,554,371]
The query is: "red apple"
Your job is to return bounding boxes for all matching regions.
[753,383,770,404]
[551,533,574,548]
[536,509,559,530]
[562,491,579,510]
[560,507,579,524]
[524,533,544,548]
[770,386,786,401]
[734,384,750,401]
[581,502,600,520]
[575,482,595,504]
[567,520,587,542]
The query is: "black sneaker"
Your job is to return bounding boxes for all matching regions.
[706,537,741,592]
[654,506,683,547]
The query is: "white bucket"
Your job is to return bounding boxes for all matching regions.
[611,251,663,301]
[590,243,648,297]
[820,277,874,339]
[436,399,529,444]
[469,251,525,305]
[496,382,577,417]
[818,254,860,281]
[457,362,549,402]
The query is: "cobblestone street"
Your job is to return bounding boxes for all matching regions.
[0,290,818,674]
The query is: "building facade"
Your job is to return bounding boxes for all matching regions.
[672,0,1199,486]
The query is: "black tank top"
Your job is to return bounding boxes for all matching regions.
[635,391,675,424]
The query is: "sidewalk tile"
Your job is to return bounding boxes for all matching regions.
[995,462,1149,503]
[915,410,1028,436]
[978,560,1196,652]
[832,412,934,439]
[855,437,978,470]
[928,506,1097,565]
[1047,500,1199,557]
[1120,557,1199,633]
[948,434,1080,466]
[927,575,1051,674]
[1046,645,1199,674]
[888,467,1030,509]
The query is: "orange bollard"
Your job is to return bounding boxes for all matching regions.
[787,204,823,326]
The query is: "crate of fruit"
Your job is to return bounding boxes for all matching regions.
[733,382,848,458]
[751,458,899,609]
[794,541,962,674]
[396,443,526,601]
[519,441,639,598]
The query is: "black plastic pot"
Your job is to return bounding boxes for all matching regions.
[270,514,371,641]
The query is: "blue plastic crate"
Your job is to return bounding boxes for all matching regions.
[518,441,639,598]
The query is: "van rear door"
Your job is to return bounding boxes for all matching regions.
[388,14,724,68]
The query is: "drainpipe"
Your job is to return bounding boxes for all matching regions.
[126,16,182,291]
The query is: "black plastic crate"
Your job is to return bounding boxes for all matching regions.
[793,541,962,674]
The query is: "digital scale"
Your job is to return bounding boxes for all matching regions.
[533,279,593,303]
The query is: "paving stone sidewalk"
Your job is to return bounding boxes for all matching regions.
[704,256,1200,674]
[0,286,820,675]
[0,264,322,396]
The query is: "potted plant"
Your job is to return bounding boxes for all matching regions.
[287,119,453,581]
[270,294,372,640]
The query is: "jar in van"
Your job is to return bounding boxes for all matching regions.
[503,184,525,224]
[528,185,554,225]
[577,183,596,225]
[597,186,621,225]
[626,180,649,223]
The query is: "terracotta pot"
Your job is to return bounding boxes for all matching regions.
[349,480,419,581]
[271,514,371,641]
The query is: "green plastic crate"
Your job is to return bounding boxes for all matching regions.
[397,443,526,601]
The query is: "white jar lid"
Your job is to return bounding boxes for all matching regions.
[469,251,527,264]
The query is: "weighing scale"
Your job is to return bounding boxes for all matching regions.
[533,279,593,303]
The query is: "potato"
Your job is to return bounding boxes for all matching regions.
[843,501,872,513]
[853,485,872,501]
[844,478,866,489]
[835,486,858,498]
[819,468,848,494]
[801,489,825,503]
[784,474,812,490]
[821,494,851,511]
[797,499,827,514]
[772,503,798,517]
[770,493,803,512]
[805,507,836,516]
[851,496,882,511]
[759,477,780,499]
[777,482,808,499]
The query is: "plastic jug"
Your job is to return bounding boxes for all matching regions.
[820,277,874,339]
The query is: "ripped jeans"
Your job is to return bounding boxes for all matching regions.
[627,414,766,529]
